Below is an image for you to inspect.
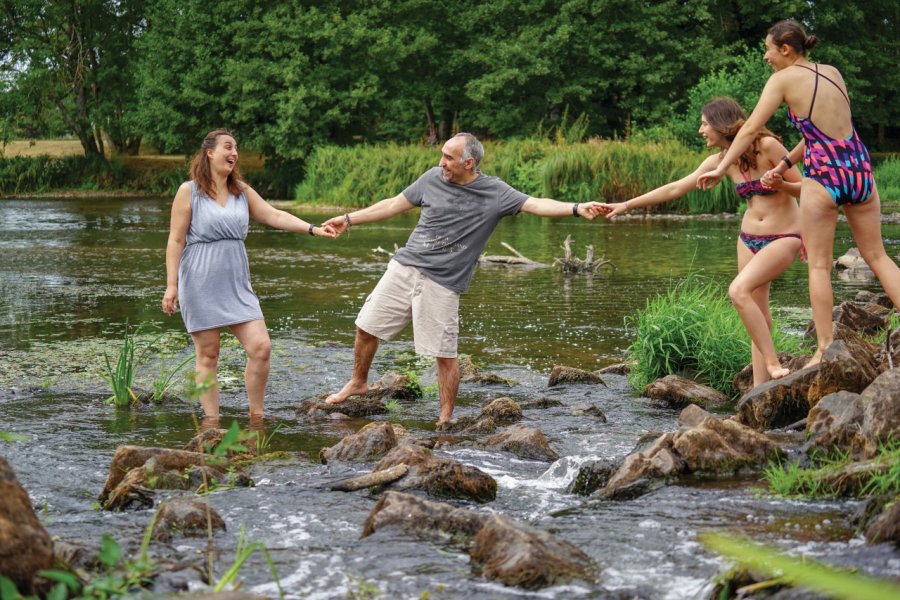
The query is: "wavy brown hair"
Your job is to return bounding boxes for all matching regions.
[702,97,780,173]
[189,129,244,200]
[768,19,818,56]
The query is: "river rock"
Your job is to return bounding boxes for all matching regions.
[879,327,900,370]
[805,301,889,341]
[478,397,522,423]
[99,446,252,511]
[805,391,866,458]
[807,334,881,405]
[480,424,560,462]
[819,457,893,497]
[420,356,515,388]
[0,457,54,596]
[834,247,874,280]
[671,407,782,473]
[436,415,498,435]
[854,290,893,309]
[736,366,820,430]
[373,444,497,503]
[644,374,729,410]
[469,514,597,590]
[360,490,487,545]
[319,422,403,464]
[597,362,629,375]
[599,433,683,500]
[567,459,620,495]
[296,395,387,419]
[732,353,808,396]
[571,403,607,421]
[182,427,256,461]
[860,368,900,458]
[547,365,605,387]
[152,497,225,541]
[864,500,900,546]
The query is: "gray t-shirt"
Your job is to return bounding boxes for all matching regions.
[393,167,529,293]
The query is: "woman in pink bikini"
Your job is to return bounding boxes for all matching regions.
[600,97,802,387]
[697,19,900,367]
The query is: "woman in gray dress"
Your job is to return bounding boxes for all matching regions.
[162,129,336,421]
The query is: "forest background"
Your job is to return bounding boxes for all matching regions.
[1,0,898,201]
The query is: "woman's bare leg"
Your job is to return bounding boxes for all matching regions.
[800,181,839,367]
[730,238,800,383]
[230,320,272,418]
[190,328,222,418]
[844,188,900,307]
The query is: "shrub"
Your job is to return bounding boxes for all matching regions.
[626,275,807,396]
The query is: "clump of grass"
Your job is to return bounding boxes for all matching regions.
[103,320,141,406]
[763,441,900,499]
[874,156,900,204]
[626,275,806,395]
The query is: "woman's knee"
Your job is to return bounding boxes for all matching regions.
[728,280,750,306]
[194,346,219,368]
[246,337,272,362]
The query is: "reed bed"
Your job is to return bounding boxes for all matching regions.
[295,138,741,213]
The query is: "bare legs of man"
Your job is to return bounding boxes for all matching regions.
[326,327,461,425]
[325,327,378,404]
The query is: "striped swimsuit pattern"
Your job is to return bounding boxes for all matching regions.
[788,64,873,206]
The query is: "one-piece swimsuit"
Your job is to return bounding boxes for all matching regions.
[788,64,873,206]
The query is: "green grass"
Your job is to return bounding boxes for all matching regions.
[874,156,900,203]
[702,532,900,600]
[295,137,740,213]
[763,440,900,499]
[626,275,807,396]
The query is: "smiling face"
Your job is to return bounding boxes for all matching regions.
[438,137,474,184]
[763,34,792,71]
[698,115,726,149]
[206,134,239,176]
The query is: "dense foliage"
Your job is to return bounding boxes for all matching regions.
[2,1,898,164]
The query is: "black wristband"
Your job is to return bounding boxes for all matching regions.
[780,155,793,169]
[572,203,580,217]
[308,223,315,236]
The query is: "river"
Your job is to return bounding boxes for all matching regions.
[1,197,899,598]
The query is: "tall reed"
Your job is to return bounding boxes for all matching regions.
[295,138,740,213]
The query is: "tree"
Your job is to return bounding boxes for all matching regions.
[0,0,146,155]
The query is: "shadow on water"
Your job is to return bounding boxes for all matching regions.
[1,197,899,598]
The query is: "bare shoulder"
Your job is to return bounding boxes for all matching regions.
[758,135,788,155]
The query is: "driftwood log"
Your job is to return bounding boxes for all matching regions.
[480,242,547,268]
[553,235,614,273]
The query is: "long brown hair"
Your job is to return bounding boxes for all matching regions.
[768,19,818,56]
[702,97,780,173]
[189,129,244,200]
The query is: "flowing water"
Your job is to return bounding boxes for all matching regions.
[1,197,899,599]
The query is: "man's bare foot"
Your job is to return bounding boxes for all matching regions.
[325,380,368,405]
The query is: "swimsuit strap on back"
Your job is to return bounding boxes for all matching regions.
[793,64,851,114]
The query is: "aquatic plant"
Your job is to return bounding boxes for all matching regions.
[626,275,807,395]
[213,525,283,597]
[149,351,195,402]
[702,532,900,600]
[763,440,900,499]
[0,431,26,443]
[103,321,141,407]
[384,398,401,414]
[874,155,900,204]
[247,422,282,456]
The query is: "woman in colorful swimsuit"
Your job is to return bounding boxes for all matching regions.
[600,97,802,387]
[698,19,900,367]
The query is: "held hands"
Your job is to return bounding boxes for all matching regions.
[576,201,606,220]
[312,223,339,238]
[597,202,629,220]
[696,168,725,191]
[322,214,350,237]
[161,285,178,316]
[760,169,784,189]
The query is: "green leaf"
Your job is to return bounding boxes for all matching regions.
[99,533,122,568]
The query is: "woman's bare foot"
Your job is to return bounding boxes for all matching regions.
[767,365,790,380]
[805,347,825,368]
[325,380,368,405]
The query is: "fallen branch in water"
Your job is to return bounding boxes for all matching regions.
[480,242,547,268]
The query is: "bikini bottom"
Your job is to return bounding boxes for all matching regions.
[739,232,806,262]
